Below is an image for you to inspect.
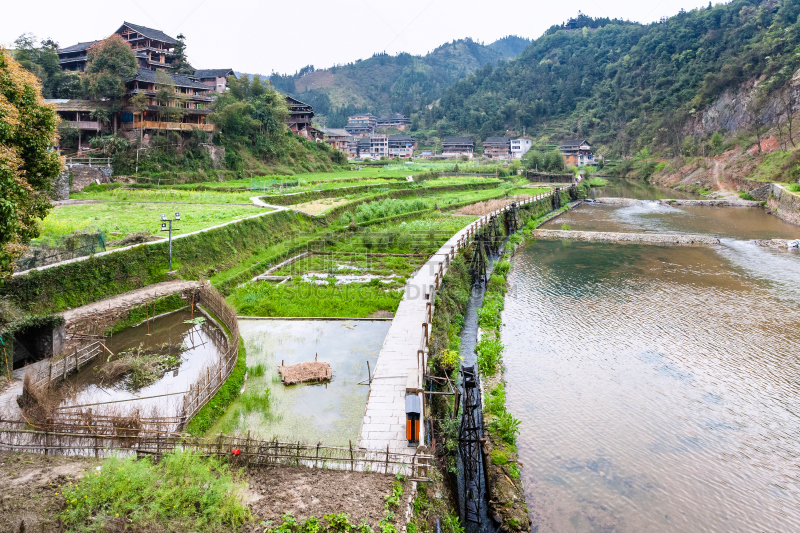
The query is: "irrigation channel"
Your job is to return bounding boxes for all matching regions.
[505,179,800,532]
[455,231,507,532]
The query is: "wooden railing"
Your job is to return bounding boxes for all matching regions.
[27,342,103,387]
[136,121,214,132]
[65,157,111,167]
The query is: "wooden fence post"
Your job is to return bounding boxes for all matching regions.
[349,440,354,472]
[315,442,320,468]
[385,444,390,474]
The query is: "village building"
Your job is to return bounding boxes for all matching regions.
[193,69,236,92]
[121,68,215,132]
[57,22,178,73]
[511,138,532,159]
[117,22,178,71]
[376,113,411,130]
[285,96,323,140]
[321,128,351,153]
[388,135,416,158]
[558,139,595,166]
[56,41,100,72]
[483,137,511,159]
[442,137,475,158]
[46,99,109,151]
[345,113,378,136]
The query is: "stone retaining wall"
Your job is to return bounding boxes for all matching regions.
[533,229,720,245]
[61,164,113,193]
[766,184,800,225]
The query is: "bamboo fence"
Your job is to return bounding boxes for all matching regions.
[0,420,433,480]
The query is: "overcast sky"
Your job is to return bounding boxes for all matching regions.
[2,0,724,75]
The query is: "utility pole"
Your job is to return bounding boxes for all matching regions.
[160,212,181,271]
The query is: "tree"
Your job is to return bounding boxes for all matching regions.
[85,35,137,128]
[778,85,797,149]
[0,48,63,279]
[13,33,79,99]
[744,87,769,154]
[710,132,723,154]
[151,70,186,136]
[170,34,194,75]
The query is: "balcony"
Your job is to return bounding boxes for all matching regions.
[133,120,214,132]
[60,120,103,131]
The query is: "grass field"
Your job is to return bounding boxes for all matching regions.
[71,188,259,204]
[229,282,404,318]
[39,202,267,245]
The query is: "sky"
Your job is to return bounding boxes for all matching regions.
[2,0,725,76]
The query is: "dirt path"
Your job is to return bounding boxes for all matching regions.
[0,451,98,533]
[60,280,202,325]
[243,466,407,532]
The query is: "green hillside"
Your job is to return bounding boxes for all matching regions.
[415,1,800,155]
[270,36,530,126]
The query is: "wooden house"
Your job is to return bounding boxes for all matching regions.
[388,135,416,158]
[121,68,215,132]
[377,113,411,130]
[442,137,475,158]
[345,113,377,136]
[193,69,236,92]
[483,137,511,159]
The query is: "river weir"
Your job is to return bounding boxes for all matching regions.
[504,181,800,531]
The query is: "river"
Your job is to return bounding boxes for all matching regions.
[503,180,800,532]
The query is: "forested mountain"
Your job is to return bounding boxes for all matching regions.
[269,36,530,126]
[415,0,800,156]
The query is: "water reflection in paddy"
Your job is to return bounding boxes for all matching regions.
[503,240,800,532]
[65,309,225,416]
[219,320,390,445]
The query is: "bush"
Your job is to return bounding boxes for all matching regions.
[476,336,503,375]
[489,409,521,446]
[60,450,250,531]
[738,191,757,201]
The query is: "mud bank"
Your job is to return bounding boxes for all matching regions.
[533,229,720,245]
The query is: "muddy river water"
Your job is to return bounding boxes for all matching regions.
[504,182,800,531]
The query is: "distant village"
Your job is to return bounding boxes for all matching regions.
[51,21,596,166]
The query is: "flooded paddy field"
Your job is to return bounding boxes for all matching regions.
[210,320,390,445]
[505,191,800,531]
[59,308,226,417]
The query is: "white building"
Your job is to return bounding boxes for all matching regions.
[511,138,532,159]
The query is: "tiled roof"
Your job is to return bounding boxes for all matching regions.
[57,41,100,54]
[194,69,235,79]
[286,96,312,108]
[322,128,350,137]
[485,137,510,143]
[130,68,211,91]
[559,139,589,147]
[46,99,109,111]
[443,137,474,144]
[388,135,415,142]
[119,22,177,44]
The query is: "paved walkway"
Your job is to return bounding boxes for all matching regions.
[357,193,552,452]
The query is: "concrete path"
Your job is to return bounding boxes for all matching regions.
[357,191,557,452]
[533,229,721,245]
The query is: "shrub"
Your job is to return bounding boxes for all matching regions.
[485,383,506,416]
[476,337,503,375]
[60,450,250,531]
[738,191,757,201]
[248,363,266,377]
[489,409,521,446]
